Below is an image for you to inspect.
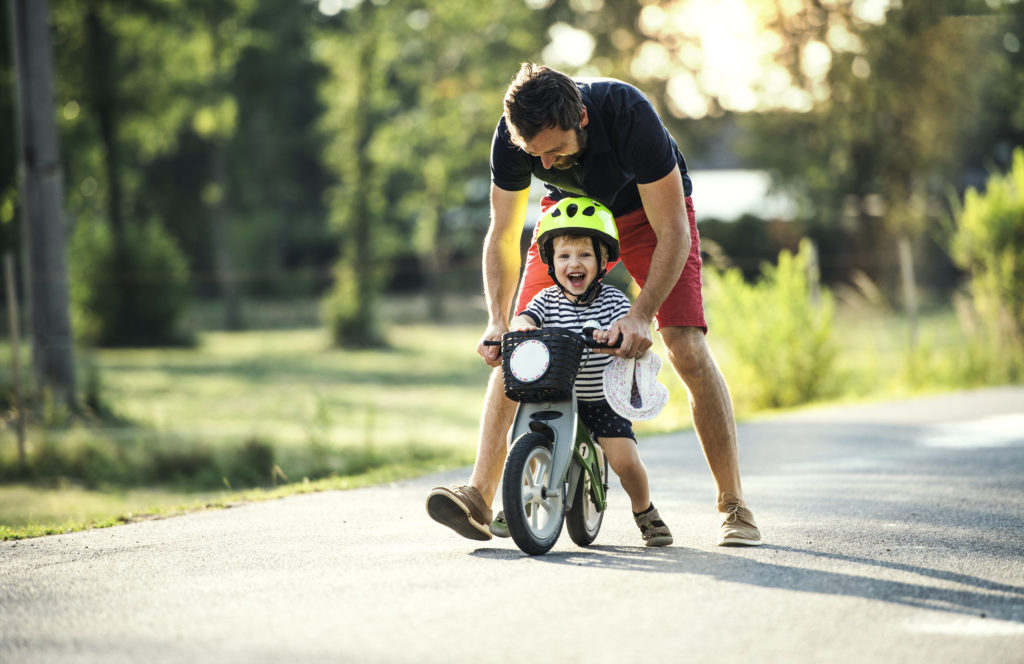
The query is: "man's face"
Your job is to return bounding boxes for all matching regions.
[520,109,589,170]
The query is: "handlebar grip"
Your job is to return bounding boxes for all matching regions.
[585,338,621,349]
[581,324,621,349]
[482,340,501,347]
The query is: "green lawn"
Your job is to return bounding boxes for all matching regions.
[1,321,494,538]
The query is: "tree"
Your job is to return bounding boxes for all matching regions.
[367,0,548,320]
[184,0,256,330]
[317,0,548,343]
[50,0,196,345]
[7,0,76,408]
[318,2,388,347]
[738,0,1009,340]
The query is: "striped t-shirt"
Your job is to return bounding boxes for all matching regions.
[520,285,631,401]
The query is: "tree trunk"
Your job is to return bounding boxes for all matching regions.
[897,234,919,348]
[426,203,448,322]
[207,25,242,331]
[210,138,242,330]
[339,17,383,345]
[8,0,77,410]
[84,0,133,341]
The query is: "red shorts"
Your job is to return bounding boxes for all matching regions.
[515,196,707,332]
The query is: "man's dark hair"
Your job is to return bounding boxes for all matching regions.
[503,63,584,148]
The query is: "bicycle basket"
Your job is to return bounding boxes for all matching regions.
[500,327,584,403]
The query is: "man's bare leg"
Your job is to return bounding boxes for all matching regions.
[468,368,517,505]
[660,326,762,545]
[426,367,515,540]
[660,326,742,499]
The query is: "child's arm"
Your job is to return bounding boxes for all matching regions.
[510,313,540,331]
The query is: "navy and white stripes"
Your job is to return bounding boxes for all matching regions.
[520,285,631,401]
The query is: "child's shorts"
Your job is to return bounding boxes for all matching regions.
[577,398,636,443]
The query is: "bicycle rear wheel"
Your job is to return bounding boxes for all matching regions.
[502,432,564,555]
[565,441,607,547]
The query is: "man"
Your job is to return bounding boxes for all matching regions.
[426,63,762,547]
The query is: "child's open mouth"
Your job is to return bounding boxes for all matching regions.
[567,272,586,289]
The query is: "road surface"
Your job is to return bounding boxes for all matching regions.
[2,386,1023,663]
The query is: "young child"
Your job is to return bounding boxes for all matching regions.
[492,196,672,547]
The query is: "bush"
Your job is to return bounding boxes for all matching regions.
[69,217,192,347]
[705,238,840,409]
[949,146,1024,368]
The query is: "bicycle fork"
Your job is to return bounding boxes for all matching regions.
[508,388,607,513]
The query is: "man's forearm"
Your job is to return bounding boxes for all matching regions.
[632,168,693,323]
[485,185,531,326]
[482,232,521,325]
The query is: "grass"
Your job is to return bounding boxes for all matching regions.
[0,459,464,540]
[0,308,494,538]
[0,295,1017,539]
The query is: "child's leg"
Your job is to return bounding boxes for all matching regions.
[597,436,651,513]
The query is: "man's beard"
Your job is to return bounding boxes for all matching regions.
[551,128,588,170]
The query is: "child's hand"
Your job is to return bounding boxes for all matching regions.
[509,314,540,332]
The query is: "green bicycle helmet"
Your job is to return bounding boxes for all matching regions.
[535,197,619,305]
[536,197,620,264]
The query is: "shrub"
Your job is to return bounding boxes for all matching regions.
[948,146,1024,378]
[69,217,192,347]
[705,238,840,409]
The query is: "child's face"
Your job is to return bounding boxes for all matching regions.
[552,235,602,299]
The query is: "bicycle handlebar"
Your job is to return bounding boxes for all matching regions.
[481,329,621,351]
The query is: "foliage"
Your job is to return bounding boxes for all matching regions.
[46,0,332,312]
[947,146,1024,379]
[3,0,1023,354]
[737,0,1015,298]
[68,217,191,347]
[705,239,840,409]
[314,0,547,341]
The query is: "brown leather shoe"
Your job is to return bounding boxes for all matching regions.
[717,493,763,546]
[426,484,493,541]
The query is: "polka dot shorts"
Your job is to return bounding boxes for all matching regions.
[577,399,636,443]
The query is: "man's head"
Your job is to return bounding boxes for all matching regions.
[503,63,588,170]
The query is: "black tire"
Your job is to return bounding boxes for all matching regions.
[565,441,607,547]
[502,432,564,555]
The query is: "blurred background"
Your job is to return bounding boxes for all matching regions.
[1,0,1022,534]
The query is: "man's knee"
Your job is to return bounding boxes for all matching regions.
[660,326,713,380]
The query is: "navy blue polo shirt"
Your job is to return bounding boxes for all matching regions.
[490,78,692,217]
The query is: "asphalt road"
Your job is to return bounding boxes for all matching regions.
[2,386,1023,663]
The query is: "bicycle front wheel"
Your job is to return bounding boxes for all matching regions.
[502,432,564,555]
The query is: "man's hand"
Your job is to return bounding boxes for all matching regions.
[597,313,652,359]
[477,323,508,368]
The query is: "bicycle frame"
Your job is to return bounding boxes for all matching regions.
[507,386,607,515]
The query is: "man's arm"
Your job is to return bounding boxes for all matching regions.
[479,184,531,366]
[604,168,692,358]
